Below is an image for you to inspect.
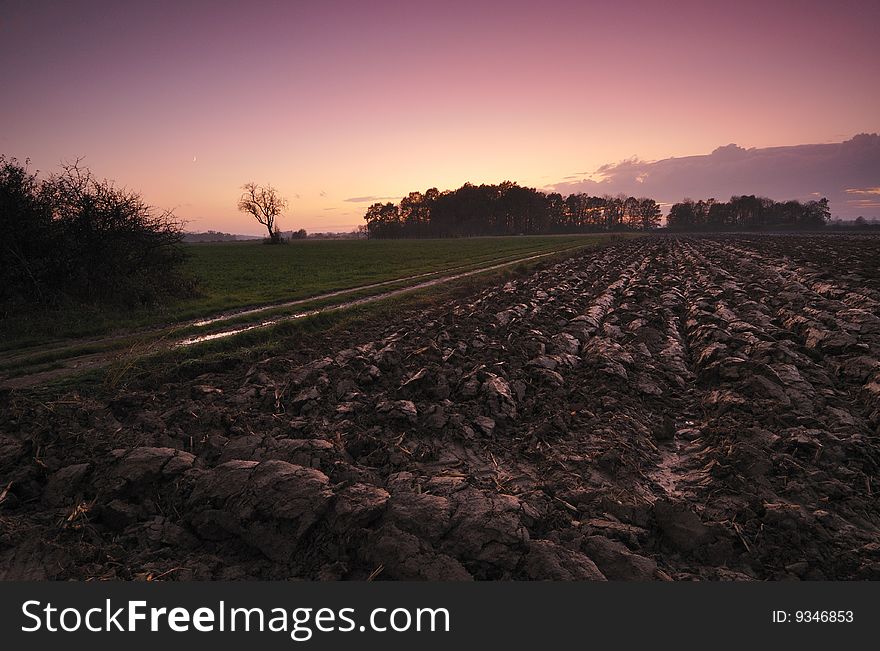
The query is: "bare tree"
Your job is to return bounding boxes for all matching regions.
[238,182,288,243]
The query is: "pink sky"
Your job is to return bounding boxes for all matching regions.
[2,0,878,233]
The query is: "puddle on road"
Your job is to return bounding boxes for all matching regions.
[178,309,319,346]
[191,275,429,327]
[188,249,568,328]
[1,243,593,389]
[176,248,569,347]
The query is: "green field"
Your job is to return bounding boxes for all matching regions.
[4,234,618,348]
[184,235,599,315]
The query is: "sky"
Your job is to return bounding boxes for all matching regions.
[1,0,879,233]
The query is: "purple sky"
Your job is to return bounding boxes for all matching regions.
[2,0,878,232]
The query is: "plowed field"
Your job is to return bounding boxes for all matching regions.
[2,234,879,580]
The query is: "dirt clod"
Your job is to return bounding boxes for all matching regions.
[3,234,880,580]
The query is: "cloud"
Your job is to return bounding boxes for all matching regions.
[548,134,880,217]
[845,187,880,195]
[343,195,402,203]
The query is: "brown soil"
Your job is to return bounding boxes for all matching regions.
[2,234,879,581]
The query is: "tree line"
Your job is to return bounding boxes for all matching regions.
[362,182,662,238]
[666,196,830,231]
[363,182,833,238]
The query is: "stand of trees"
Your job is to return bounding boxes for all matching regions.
[364,183,834,238]
[667,196,830,231]
[363,182,661,238]
[1,156,193,315]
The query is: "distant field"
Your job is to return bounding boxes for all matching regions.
[4,234,617,345]
[184,235,600,314]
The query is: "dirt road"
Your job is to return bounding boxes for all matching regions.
[0,242,595,389]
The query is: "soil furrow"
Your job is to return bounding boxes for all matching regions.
[3,234,880,581]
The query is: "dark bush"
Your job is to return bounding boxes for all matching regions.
[0,157,55,305]
[0,156,195,318]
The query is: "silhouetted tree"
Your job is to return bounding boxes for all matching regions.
[238,182,288,243]
[564,193,587,230]
[364,202,401,238]
[637,198,662,230]
[400,191,429,238]
[667,195,829,231]
[362,180,829,237]
[802,198,830,228]
[545,192,566,232]
[667,200,694,230]
[605,195,624,230]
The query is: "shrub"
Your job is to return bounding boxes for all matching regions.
[0,156,195,317]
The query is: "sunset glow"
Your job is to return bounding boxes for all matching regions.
[2,0,878,233]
